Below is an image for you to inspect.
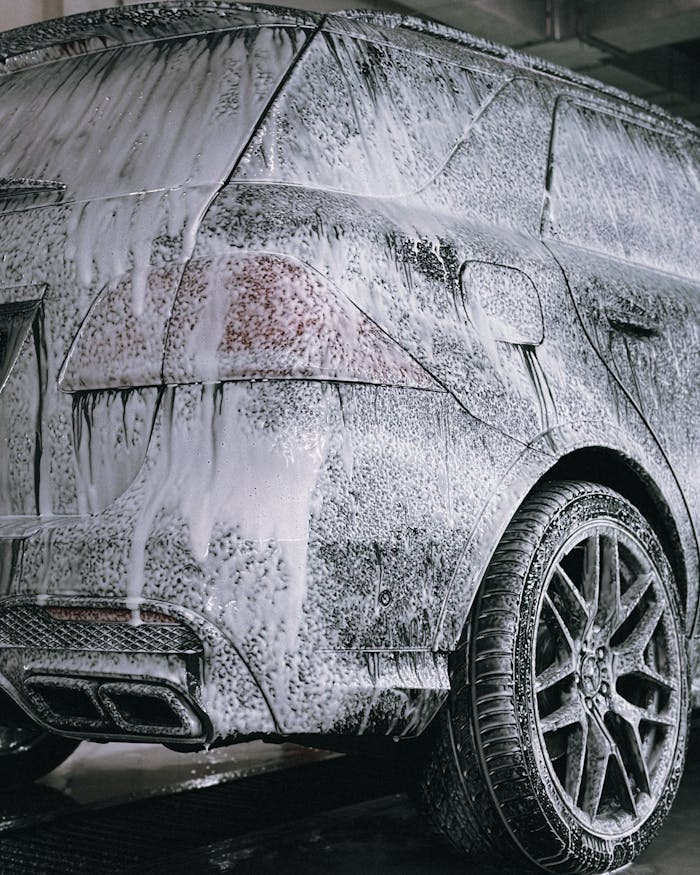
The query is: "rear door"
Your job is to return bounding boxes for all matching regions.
[542,97,700,525]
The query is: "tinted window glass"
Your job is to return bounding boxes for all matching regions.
[430,77,552,232]
[546,100,700,278]
[236,32,496,195]
[0,27,304,200]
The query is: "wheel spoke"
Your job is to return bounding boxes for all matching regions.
[554,565,589,619]
[540,698,586,734]
[616,597,665,656]
[599,532,622,626]
[612,749,639,817]
[608,699,653,796]
[611,692,675,730]
[640,665,676,691]
[581,718,611,819]
[628,732,652,797]
[543,593,575,654]
[564,717,588,803]
[613,648,676,692]
[581,534,600,627]
[535,656,576,693]
[615,571,655,630]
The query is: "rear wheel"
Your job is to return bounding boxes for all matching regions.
[1,691,79,788]
[420,480,689,873]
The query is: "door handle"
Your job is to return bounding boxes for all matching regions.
[605,310,659,338]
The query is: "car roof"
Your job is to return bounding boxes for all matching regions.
[0,0,696,137]
[335,9,698,137]
[0,2,319,73]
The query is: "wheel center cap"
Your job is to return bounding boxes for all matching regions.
[580,654,602,696]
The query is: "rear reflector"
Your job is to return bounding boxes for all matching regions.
[44,606,178,625]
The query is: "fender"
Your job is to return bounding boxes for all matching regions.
[434,416,699,650]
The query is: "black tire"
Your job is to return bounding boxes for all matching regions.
[1,691,80,789]
[419,480,689,873]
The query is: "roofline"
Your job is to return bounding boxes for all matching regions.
[0,1,696,136]
[0,2,320,73]
[335,8,699,136]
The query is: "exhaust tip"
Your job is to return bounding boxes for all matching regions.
[99,681,204,739]
[21,675,205,741]
[24,675,107,730]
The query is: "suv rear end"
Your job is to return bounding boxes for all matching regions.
[0,4,324,749]
[1,6,698,873]
[0,4,449,750]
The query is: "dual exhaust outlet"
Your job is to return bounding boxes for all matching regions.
[23,673,205,742]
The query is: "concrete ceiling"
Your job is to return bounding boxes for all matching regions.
[394,0,700,125]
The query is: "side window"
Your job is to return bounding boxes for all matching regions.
[431,76,553,232]
[235,32,497,196]
[544,100,700,278]
[0,27,304,201]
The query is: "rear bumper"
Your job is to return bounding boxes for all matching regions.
[0,379,460,742]
[0,593,450,744]
[0,595,272,744]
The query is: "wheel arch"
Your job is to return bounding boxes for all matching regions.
[541,446,689,621]
[434,439,697,651]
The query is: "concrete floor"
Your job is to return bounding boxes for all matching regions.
[37,738,336,805]
[142,735,700,875]
[1,730,698,873]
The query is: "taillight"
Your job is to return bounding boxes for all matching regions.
[162,253,439,389]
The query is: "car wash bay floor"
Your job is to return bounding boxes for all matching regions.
[1,726,698,874]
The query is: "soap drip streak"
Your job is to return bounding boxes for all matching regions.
[127,387,175,601]
[31,303,49,515]
[518,344,558,450]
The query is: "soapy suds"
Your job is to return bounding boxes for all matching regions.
[0,6,697,746]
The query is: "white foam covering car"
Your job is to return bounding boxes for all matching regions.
[0,3,698,872]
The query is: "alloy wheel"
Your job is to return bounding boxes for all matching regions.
[534,521,682,837]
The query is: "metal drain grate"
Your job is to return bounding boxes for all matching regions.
[0,754,410,874]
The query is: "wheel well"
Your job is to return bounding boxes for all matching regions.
[541,447,688,615]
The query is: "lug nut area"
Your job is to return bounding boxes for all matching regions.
[575,641,613,703]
